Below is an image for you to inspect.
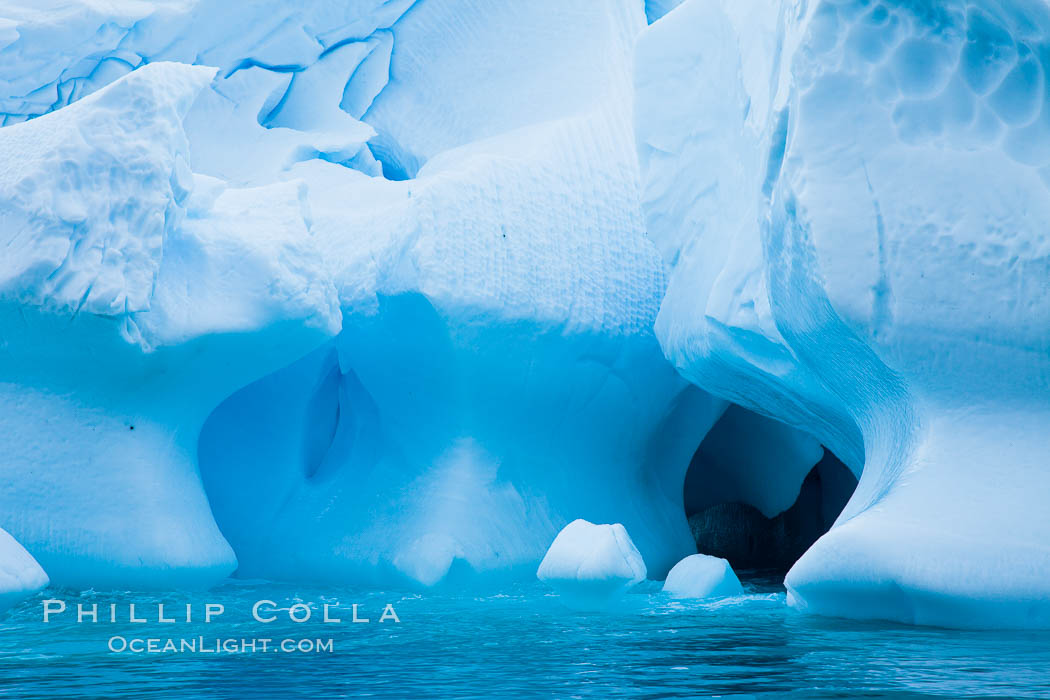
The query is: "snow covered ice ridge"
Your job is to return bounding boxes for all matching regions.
[0,0,1046,631]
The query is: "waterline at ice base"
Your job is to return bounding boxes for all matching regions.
[0,0,1048,697]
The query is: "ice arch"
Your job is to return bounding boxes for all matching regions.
[637,0,1050,627]
[0,0,710,592]
[184,0,727,590]
[683,405,858,572]
[198,104,723,587]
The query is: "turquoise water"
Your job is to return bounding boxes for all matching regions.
[2,575,1048,699]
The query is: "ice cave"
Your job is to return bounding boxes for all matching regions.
[0,0,1049,648]
[683,404,858,573]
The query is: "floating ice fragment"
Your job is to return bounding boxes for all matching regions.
[662,554,742,600]
[537,520,646,609]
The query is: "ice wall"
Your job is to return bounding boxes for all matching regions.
[637,0,1050,628]
[0,62,340,588]
[0,0,643,182]
[197,9,722,584]
[0,0,721,590]
[4,0,1044,626]
[189,0,724,589]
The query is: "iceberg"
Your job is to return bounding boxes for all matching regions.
[537,519,646,608]
[636,0,1050,628]
[0,528,47,611]
[0,0,1045,633]
[662,554,742,600]
[187,0,723,589]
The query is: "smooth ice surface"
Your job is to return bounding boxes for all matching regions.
[662,553,743,600]
[361,0,643,177]
[537,519,646,607]
[0,528,46,612]
[637,0,1050,627]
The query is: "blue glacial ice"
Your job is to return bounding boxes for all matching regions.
[0,0,1047,630]
[636,0,1050,628]
[0,60,340,590]
[196,70,721,588]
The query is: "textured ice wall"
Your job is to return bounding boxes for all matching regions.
[197,1,723,587]
[0,0,720,589]
[0,62,340,588]
[637,0,1050,627]
[0,0,644,182]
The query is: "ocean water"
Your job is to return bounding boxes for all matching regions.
[2,574,1048,699]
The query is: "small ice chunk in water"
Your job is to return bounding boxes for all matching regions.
[662,554,743,599]
[537,519,646,609]
[0,528,47,612]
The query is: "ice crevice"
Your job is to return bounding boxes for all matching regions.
[0,1,417,181]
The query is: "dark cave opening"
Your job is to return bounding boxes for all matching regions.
[683,405,858,575]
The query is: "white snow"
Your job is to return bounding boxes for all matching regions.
[0,61,212,316]
[662,554,742,600]
[537,519,646,608]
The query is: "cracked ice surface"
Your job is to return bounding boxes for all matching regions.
[637,0,1050,627]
